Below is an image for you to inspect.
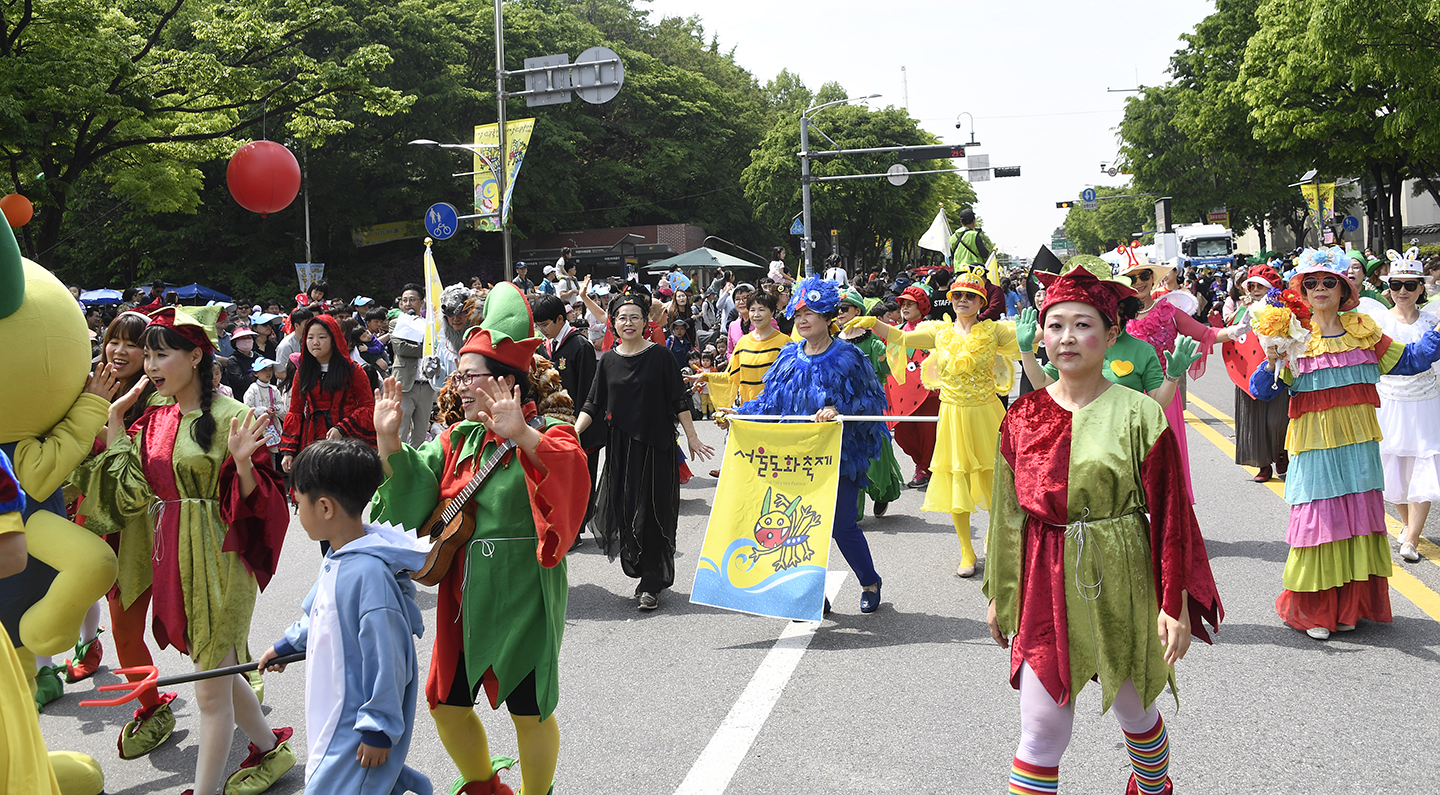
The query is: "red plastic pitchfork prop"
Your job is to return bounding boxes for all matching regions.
[80,652,306,707]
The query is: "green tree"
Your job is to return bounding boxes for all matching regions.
[1117,0,1309,250]
[742,96,975,271]
[0,0,409,265]
[1061,185,1154,256]
[1237,0,1440,250]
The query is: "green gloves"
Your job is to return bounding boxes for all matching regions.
[1016,307,1039,353]
[1163,335,1201,380]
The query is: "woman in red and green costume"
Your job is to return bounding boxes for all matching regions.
[371,282,588,795]
[984,266,1222,795]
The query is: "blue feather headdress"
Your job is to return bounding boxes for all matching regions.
[785,275,841,319]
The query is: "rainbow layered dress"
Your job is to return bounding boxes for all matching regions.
[1251,312,1440,631]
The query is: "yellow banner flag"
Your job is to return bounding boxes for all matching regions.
[691,419,841,621]
[472,119,536,231]
[422,240,445,357]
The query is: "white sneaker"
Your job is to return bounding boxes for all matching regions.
[1400,542,1420,562]
[1306,626,1331,640]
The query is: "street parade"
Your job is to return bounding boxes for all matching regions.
[4,1,1440,793]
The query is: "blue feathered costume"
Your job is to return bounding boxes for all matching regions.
[737,277,889,608]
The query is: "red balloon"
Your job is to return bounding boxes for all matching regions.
[226,141,301,217]
[0,193,33,227]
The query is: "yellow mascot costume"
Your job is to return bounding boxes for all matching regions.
[0,221,112,795]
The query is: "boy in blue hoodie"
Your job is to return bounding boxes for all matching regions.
[256,440,432,795]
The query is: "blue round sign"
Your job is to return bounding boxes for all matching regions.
[1342,215,1360,232]
[424,202,459,240]
[1081,188,1098,203]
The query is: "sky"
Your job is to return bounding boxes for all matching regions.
[641,0,1218,259]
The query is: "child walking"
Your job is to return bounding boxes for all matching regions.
[257,439,430,795]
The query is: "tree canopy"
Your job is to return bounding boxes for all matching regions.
[3,0,969,302]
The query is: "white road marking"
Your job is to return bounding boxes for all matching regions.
[673,570,848,795]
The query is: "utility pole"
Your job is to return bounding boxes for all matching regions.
[494,0,512,279]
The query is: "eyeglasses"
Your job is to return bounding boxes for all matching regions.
[1132,270,1153,282]
[1301,276,1341,291]
[454,371,502,387]
[1391,279,1423,292]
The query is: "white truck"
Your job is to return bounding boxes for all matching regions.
[1173,223,1236,273]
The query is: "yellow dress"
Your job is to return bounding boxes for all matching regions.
[900,320,1019,514]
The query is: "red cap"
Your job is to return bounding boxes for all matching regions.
[1037,268,1136,326]
[898,285,931,315]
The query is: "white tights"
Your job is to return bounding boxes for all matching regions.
[1015,663,1160,767]
[192,648,274,795]
[81,600,102,644]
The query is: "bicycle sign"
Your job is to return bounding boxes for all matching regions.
[424,202,460,240]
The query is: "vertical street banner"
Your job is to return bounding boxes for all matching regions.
[692,419,842,622]
[422,243,444,358]
[472,118,536,231]
[294,263,324,293]
[1300,182,1336,234]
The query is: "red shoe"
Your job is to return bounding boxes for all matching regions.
[451,756,517,795]
[1252,466,1271,483]
[1126,773,1173,794]
[1275,452,1289,476]
[66,633,104,683]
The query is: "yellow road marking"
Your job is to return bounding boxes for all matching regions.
[1186,393,1234,425]
[1182,405,1440,623]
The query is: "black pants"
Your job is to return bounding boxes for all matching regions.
[442,656,540,717]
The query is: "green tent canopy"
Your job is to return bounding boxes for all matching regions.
[641,246,764,272]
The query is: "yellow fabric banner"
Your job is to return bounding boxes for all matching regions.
[472,119,536,231]
[691,419,841,621]
[422,242,445,358]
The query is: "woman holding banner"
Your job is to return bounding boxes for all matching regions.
[721,276,889,614]
[983,264,1222,795]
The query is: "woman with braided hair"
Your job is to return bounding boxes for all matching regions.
[78,307,295,795]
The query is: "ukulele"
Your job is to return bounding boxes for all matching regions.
[413,416,545,586]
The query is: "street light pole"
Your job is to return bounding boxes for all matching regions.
[494,0,512,280]
[800,94,880,278]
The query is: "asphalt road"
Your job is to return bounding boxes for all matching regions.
[37,348,1440,794]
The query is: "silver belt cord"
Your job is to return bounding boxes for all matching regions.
[148,498,219,563]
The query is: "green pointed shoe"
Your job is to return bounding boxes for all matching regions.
[34,664,65,712]
[118,692,177,759]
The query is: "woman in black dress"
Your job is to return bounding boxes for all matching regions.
[575,288,714,610]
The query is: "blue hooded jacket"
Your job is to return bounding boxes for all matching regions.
[273,523,431,795]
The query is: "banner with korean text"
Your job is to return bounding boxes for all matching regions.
[692,419,841,622]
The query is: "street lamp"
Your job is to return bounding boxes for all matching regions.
[408,138,514,275]
[954,112,981,148]
[800,94,881,277]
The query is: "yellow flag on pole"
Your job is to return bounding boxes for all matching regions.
[691,419,842,621]
[422,240,445,357]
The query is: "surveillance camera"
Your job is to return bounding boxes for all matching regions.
[955,123,962,129]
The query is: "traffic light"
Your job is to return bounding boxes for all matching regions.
[897,144,965,161]
[993,166,1021,178]
[1056,201,1075,209]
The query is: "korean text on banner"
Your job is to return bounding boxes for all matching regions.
[422,243,444,357]
[692,419,842,622]
[472,118,537,231]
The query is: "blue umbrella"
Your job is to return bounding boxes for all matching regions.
[173,283,232,303]
[79,288,123,305]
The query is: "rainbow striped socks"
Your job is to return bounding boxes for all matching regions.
[1008,757,1059,794]
[1123,716,1171,794]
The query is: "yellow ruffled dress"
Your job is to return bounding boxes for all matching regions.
[899,320,1019,514]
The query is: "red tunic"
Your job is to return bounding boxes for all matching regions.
[279,315,376,455]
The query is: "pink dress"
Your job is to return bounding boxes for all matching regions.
[1126,298,1218,503]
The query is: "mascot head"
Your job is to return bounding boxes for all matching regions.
[0,223,90,442]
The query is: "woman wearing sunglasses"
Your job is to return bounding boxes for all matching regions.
[1114,251,1249,503]
[1361,249,1440,564]
[1250,248,1440,640]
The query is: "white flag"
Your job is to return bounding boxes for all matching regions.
[918,208,952,265]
